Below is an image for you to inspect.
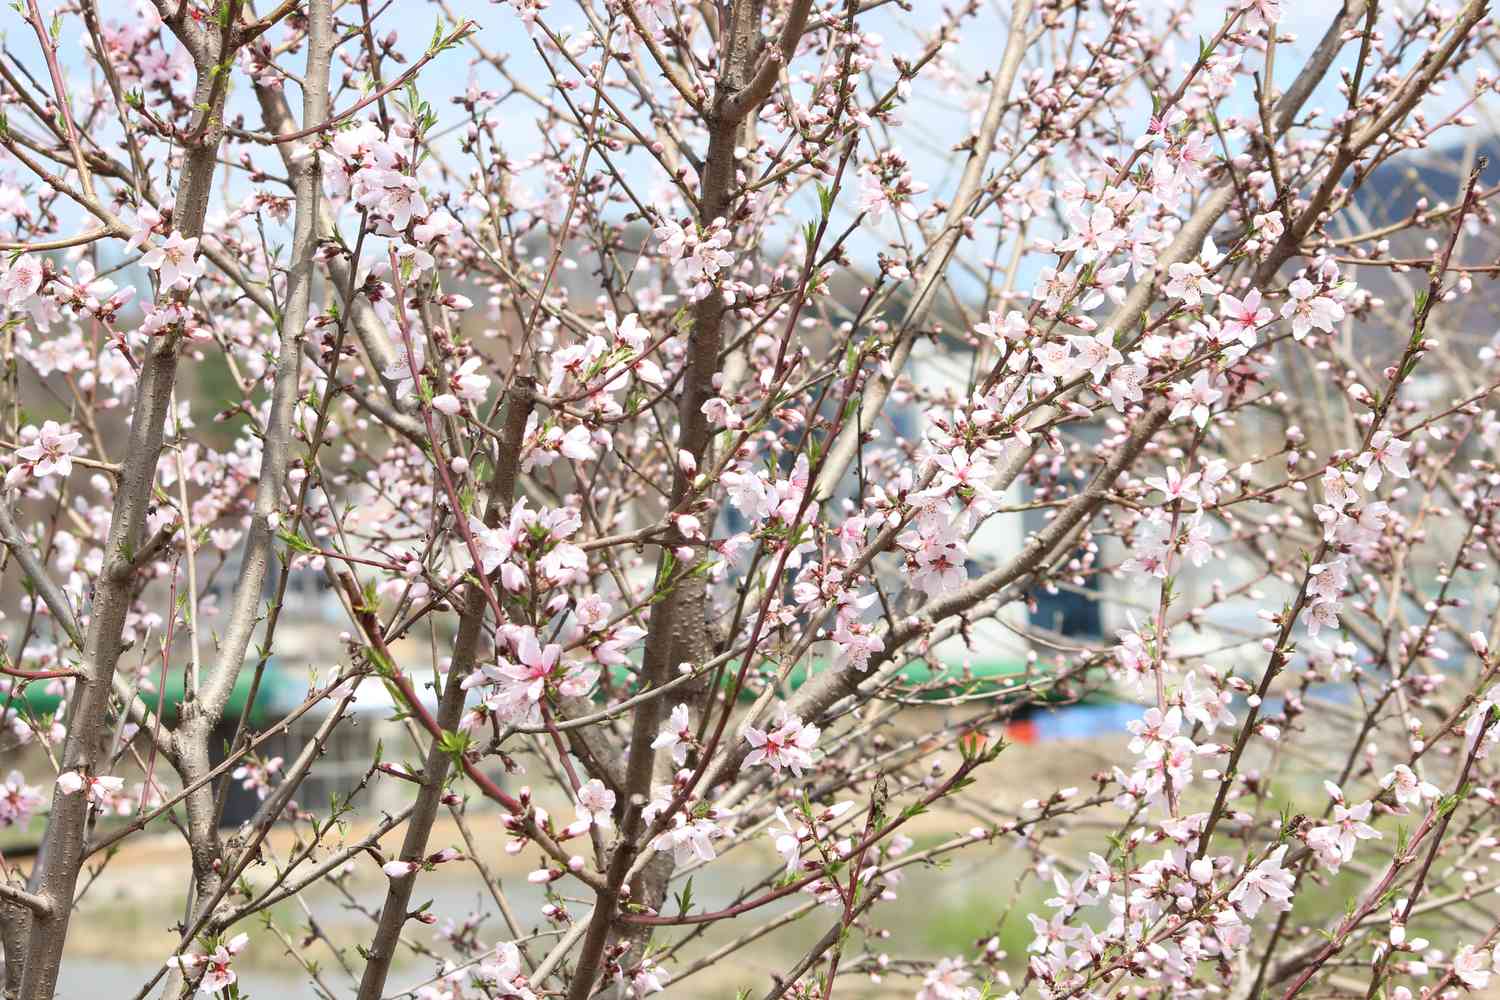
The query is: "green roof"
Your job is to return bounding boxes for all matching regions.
[608,656,1053,703]
[4,655,1068,732]
[6,663,302,728]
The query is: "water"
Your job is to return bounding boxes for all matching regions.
[51,851,760,999]
[58,957,321,1000]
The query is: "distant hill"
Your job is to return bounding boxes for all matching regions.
[1351,137,1495,230]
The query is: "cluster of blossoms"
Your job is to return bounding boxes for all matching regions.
[859,150,930,223]
[165,934,249,996]
[743,706,820,776]
[653,216,737,302]
[411,941,537,1000]
[54,770,130,814]
[462,499,590,595]
[460,625,598,730]
[328,120,433,238]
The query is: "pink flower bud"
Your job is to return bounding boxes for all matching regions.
[383,860,418,879]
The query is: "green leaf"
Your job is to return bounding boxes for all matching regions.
[437,728,472,765]
[674,876,695,916]
[277,529,316,554]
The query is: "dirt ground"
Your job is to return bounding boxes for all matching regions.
[13,713,1491,999]
[13,727,1129,998]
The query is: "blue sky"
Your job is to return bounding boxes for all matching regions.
[4,1,1479,301]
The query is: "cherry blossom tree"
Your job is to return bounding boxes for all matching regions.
[2,1,1500,999]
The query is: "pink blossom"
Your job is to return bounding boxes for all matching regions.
[1058,203,1125,263]
[141,230,204,290]
[744,708,820,776]
[9,420,81,484]
[1168,370,1225,428]
[1145,466,1202,506]
[917,956,982,1000]
[1380,765,1439,808]
[1304,801,1380,869]
[652,703,694,766]
[1164,260,1220,306]
[1217,288,1273,344]
[0,254,43,308]
[651,814,721,864]
[55,770,124,806]
[1068,329,1124,382]
[573,778,616,833]
[1228,845,1294,918]
[0,770,43,828]
[1358,430,1411,490]
[468,515,514,576]
[167,933,248,994]
[1454,945,1491,990]
[1281,277,1344,339]
[383,859,419,879]
[1242,0,1282,31]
